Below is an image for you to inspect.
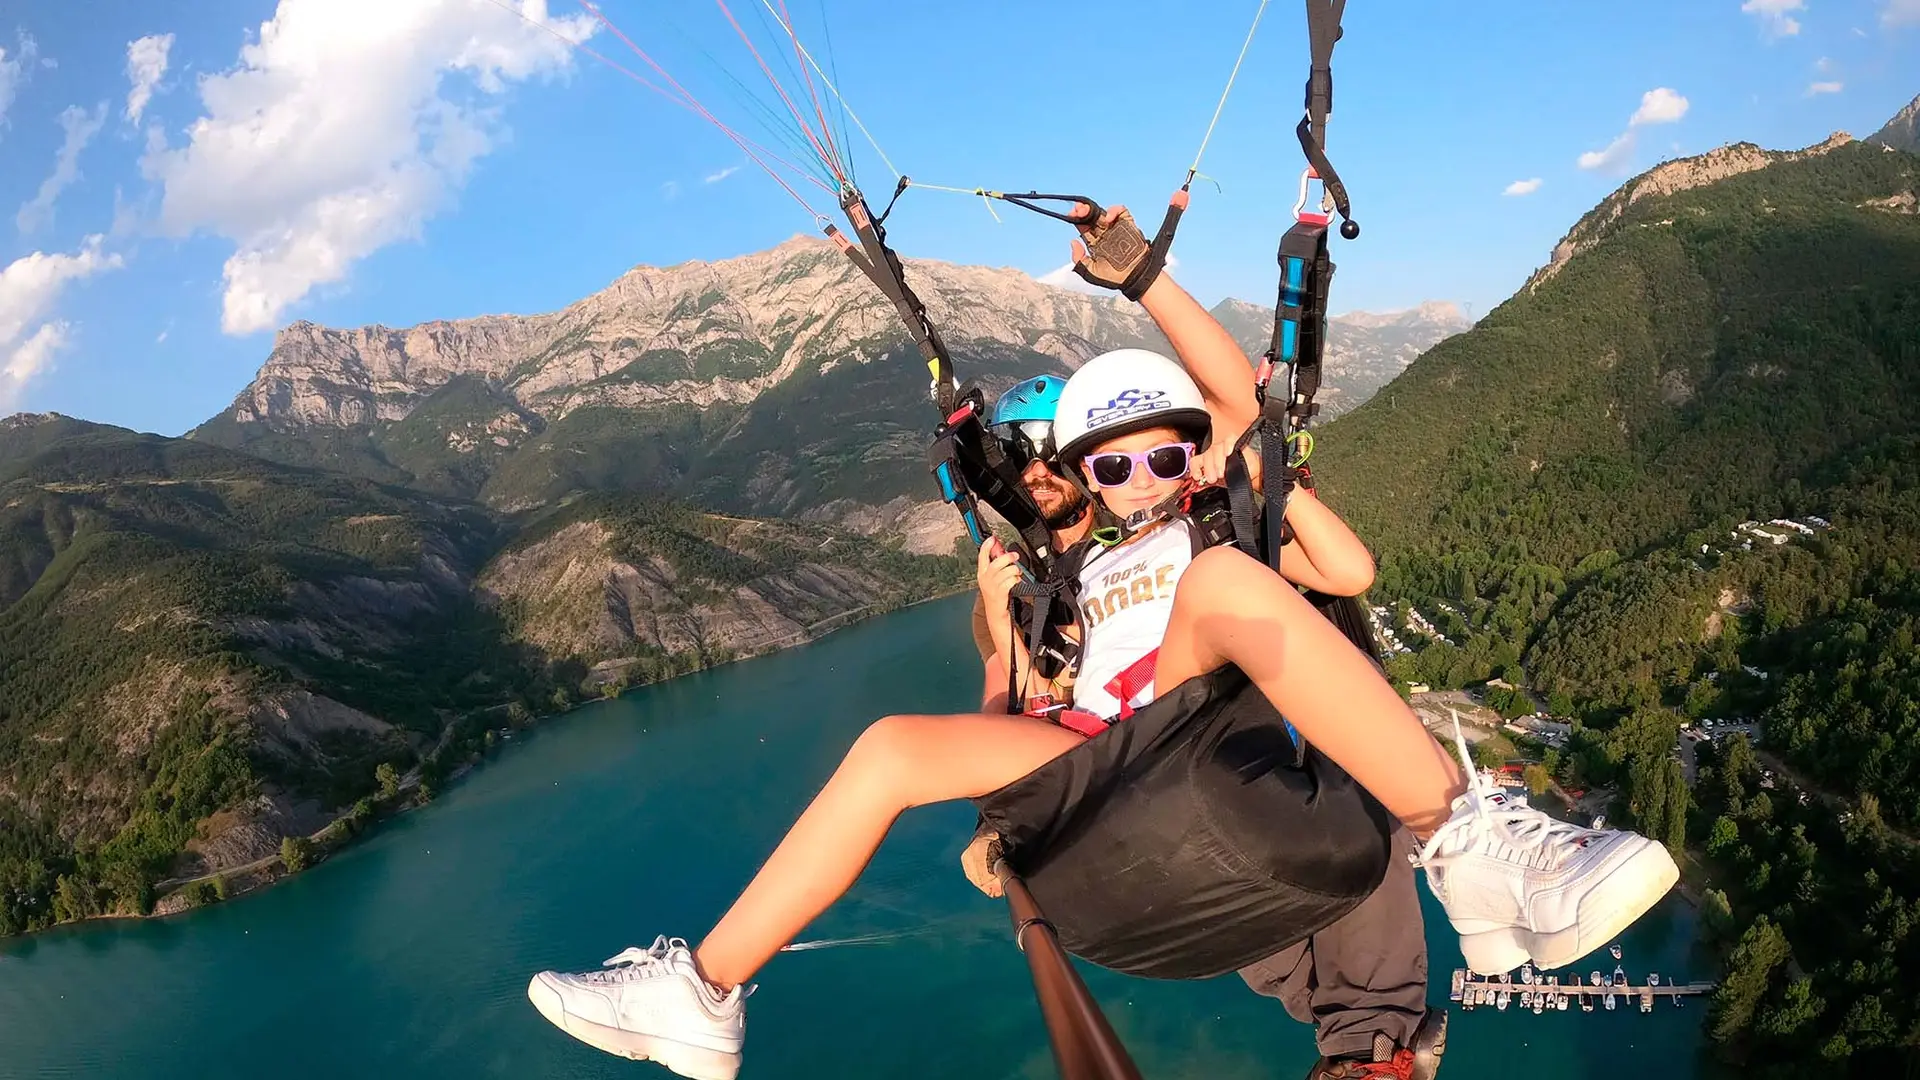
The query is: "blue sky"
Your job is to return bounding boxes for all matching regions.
[1,0,1916,437]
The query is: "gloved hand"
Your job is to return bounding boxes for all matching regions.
[1068,202,1168,301]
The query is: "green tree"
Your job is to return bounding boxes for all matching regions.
[375,762,400,800]
[1844,793,1889,853]
[280,836,312,873]
[1709,815,1741,857]
[1711,917,1791,1042]
[1683,678,1720,720]
[1755,978,1825,1038]
[184,880,218,907]
[1720,734,1758,806]
[1841,994,1898,1051]
[1661,759,1690,851]
[1700,888,1736,941]
[1523,764,1553,798]
[1469,739,1506,770]
[212,874,230,901]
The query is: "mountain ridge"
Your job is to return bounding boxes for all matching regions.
[187,240,1466,530]
[1869,91,1920,153]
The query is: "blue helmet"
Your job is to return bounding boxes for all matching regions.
[990,375,1063,467]
[991,375,1063,427]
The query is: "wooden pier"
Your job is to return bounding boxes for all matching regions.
[1450,968,1716,1012]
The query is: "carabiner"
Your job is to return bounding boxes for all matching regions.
[1292,167,1332,227]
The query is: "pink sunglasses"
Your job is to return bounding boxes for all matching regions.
[1086,442,1197,489]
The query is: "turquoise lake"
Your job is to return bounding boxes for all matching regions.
[0,595,1711,1078]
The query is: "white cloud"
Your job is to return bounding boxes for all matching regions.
[0,33,40,135]
[1742,0,1805,36]
[1578,131,1638,173]
[1885,0,1920,26]
[1630,88,1691,126]
[1815,55,1835,72]
[1580,88,1690,175]
[662,180,681,200]
[1036,263,1099,293]
[703,165,740,184]
[1807,80,1844,94]
[142,0,596,335]
[17,103,109,233]
[0,237,124,409]
[4,323,68,404]
[1503,178,1543,196]
[124,34,174,124]
[1035,253,1178,293]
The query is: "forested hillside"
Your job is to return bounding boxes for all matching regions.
[1312,135,1920,1073]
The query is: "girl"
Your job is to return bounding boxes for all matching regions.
[526,273,1677,1080]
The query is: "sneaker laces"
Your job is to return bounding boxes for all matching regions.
[1414,710,1595,890]
[1318,1035,1414,1080]
[581,936,685,984]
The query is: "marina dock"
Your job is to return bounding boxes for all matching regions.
[1449,967,1716,1013]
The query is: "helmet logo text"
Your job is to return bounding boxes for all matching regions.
[1085,388,1169,427]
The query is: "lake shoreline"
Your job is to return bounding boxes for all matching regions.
[11,585,977,944]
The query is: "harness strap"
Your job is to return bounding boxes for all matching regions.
[1006,578,1064,715]
[1299,0,1358,239]
[1223,426,1263,562]
[828,191,957,413]
[1256,213,1334,573]
[1107,648,1160,722]
[1055,709,1110,739]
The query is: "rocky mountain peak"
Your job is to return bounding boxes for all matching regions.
[1527,133,1859,291]
[205,236,1173,437]
[0,412,67,429]
[1336,301,1470,330]
[1870,92,1920,153]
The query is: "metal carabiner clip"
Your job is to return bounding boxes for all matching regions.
[1292,167,1332,227]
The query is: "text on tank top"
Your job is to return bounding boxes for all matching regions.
[1072,521,1194,721]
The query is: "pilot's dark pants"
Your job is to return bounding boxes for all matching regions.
[1236,826,1430,1059]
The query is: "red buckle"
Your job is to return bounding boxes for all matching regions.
[1056,710,1109,738]
[1106,648,1159,722]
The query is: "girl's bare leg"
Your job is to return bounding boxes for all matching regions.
[694,712,1084,988]
[1155,546,1468,837]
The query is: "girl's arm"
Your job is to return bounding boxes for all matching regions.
[1069,203,1258,437]
[1134,271,1259,437]
[1274,485,1376,595]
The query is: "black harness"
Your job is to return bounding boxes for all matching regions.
[1004,0,1383,725]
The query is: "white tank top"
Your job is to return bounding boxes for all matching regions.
[1072,521,1194,721]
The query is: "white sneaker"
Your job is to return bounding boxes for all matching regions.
[527,936,748,1080]
[1415,712,1679,975]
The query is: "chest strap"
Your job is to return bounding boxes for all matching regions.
[1107,648,1160,722]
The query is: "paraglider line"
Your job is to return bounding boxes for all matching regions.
[712,0,847,183]
[630,0,841,187]
[817,0,858,184]
[756,0,899,179]
[574,0,836,221]
[774,0,846,180]
[1186,0,1271,189]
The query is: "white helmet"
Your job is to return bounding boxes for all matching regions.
[1053,348,1211,464]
